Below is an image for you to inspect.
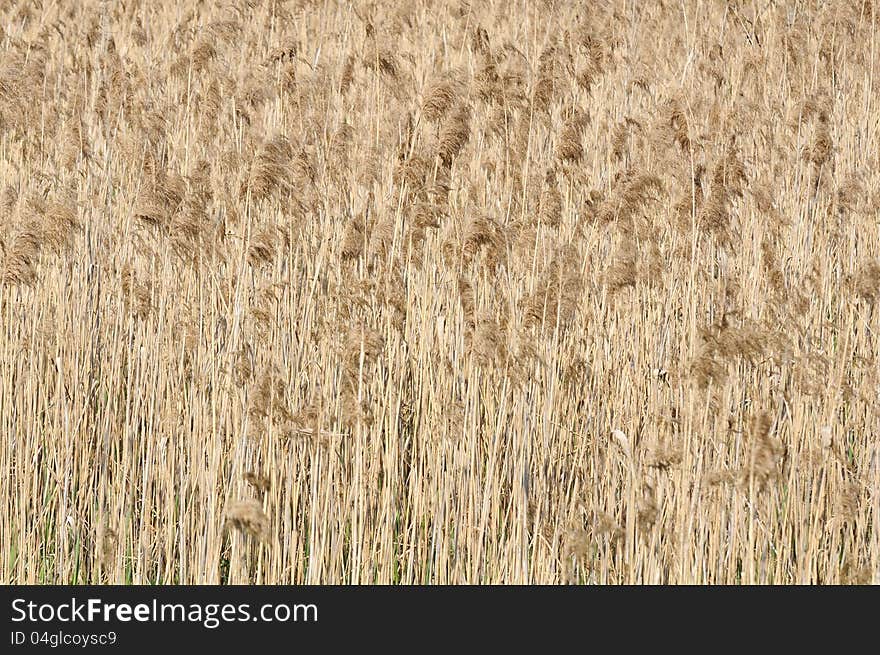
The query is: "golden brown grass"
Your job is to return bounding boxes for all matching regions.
[0,0,879,584]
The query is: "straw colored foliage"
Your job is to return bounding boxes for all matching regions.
[1,0,879,584]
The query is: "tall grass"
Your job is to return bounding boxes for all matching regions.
[0,0,878,584]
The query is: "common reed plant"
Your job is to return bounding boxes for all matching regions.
[0,0,878,584]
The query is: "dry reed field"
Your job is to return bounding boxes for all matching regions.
[1,0,879,584]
